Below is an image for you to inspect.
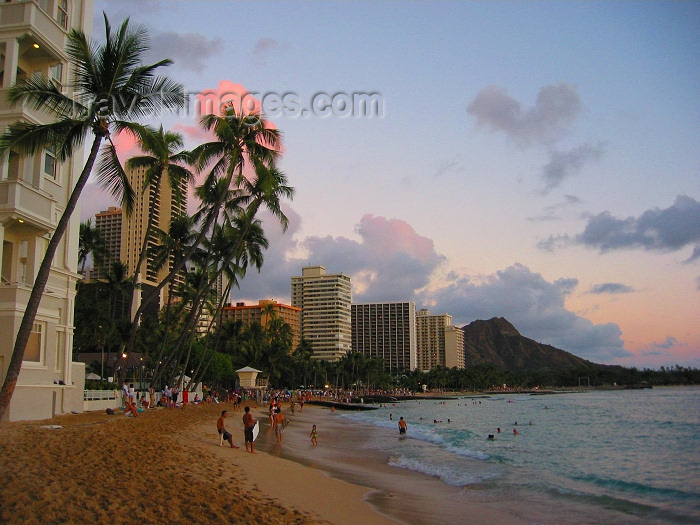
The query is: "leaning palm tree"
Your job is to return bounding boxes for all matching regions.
[147,215,198,387]
[0,14,184,421]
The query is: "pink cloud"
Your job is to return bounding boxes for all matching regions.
[195,80,262,117]
[172,122,215,144]
[356,214,438,262]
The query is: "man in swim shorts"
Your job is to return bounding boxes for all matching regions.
[217,410,238,448]
[399,416,407,435]
[243,406,257,453]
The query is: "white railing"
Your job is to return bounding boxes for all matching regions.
[84,389,118,401]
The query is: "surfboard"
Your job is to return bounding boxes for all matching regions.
[252,421,259,442]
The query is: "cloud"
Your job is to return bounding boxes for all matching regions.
[231,213,628,363]
[232,212,446,304]
[528,194,582,222]
[640,336,679,357]
[253,37,281,56]
[466,83,582,147]
[250,38,288,66]
[688,246,700,263]
[195,79,263,118]
[588,283,634,294]
[575,195,700,255]
[541,142,606,192]
[147,31,222,73]
[417,264,630,362]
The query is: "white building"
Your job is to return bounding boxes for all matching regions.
[291,265,351,361]
[0,0,93,421]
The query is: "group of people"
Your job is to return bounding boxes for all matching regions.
[217,407,259,453]
[216,396,324,452]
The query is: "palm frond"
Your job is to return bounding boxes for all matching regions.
[7,76,80,117]
[96,140,135,216]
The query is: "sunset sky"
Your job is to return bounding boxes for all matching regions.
[86,1,700,368]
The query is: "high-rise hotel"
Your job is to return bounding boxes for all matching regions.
[291,265,351,361]
[416,309,465,371]
[0,0,93,421]
[351,302,417,371]
[121,165,188,316]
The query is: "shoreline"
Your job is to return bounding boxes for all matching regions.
[241,403,528,525]
[0,401,525,524]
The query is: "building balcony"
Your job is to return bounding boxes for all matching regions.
[0,178,56,233]
[0,86,54,124]
[0,1,69,57]
[0,278,33,305]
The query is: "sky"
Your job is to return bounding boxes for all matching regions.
[84,1,700,369]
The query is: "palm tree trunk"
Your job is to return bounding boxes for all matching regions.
[0,134,104,422]
[127,176,162,321]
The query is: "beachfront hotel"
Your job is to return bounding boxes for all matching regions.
[291,265,352,361]
[0,0,93,421]
[220,299,301,350]
[92,205,122,278]
[120,165,188,316]
[416,309,465,371]
[351,301,417,371]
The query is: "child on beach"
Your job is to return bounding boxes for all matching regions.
[310,425,318,446]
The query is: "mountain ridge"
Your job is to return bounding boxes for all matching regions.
[460,317,598,370]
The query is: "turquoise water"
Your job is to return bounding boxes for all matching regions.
[339,386,700,524]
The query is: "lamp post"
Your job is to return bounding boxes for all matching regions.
[97,324,104,381]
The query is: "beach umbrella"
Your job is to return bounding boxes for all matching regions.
[86,373,101,380]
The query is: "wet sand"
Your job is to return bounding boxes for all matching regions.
[0,402,522,524]
[248,403,528,525]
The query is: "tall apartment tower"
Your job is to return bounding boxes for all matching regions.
[121,165,188,316]
[93,206,122,278]
[351,302,417,371]
[416,309,465,371]
[291,265,352,361]
[0,0,94,421]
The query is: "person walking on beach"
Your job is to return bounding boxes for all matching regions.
[243,406,257,453]
[398,417,407,435]
[217,410,239,448]
[310,424,318,446]
[274,407,286,444]
[121,382,129,407]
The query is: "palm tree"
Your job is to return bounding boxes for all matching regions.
[147,215,198,387]
[0,15,184,420]
[78,219,108,275]
[128,108,283,331]
[102,125,194,322]
[102,260,132,320]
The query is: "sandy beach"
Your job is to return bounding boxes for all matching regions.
[0,401,525,524]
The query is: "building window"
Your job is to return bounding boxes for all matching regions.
[25,322,45,363]
[43,146,58,180]
[50,63,63,87]
[57,0,68,29]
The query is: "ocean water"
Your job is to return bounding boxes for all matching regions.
[339,386,700,524]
